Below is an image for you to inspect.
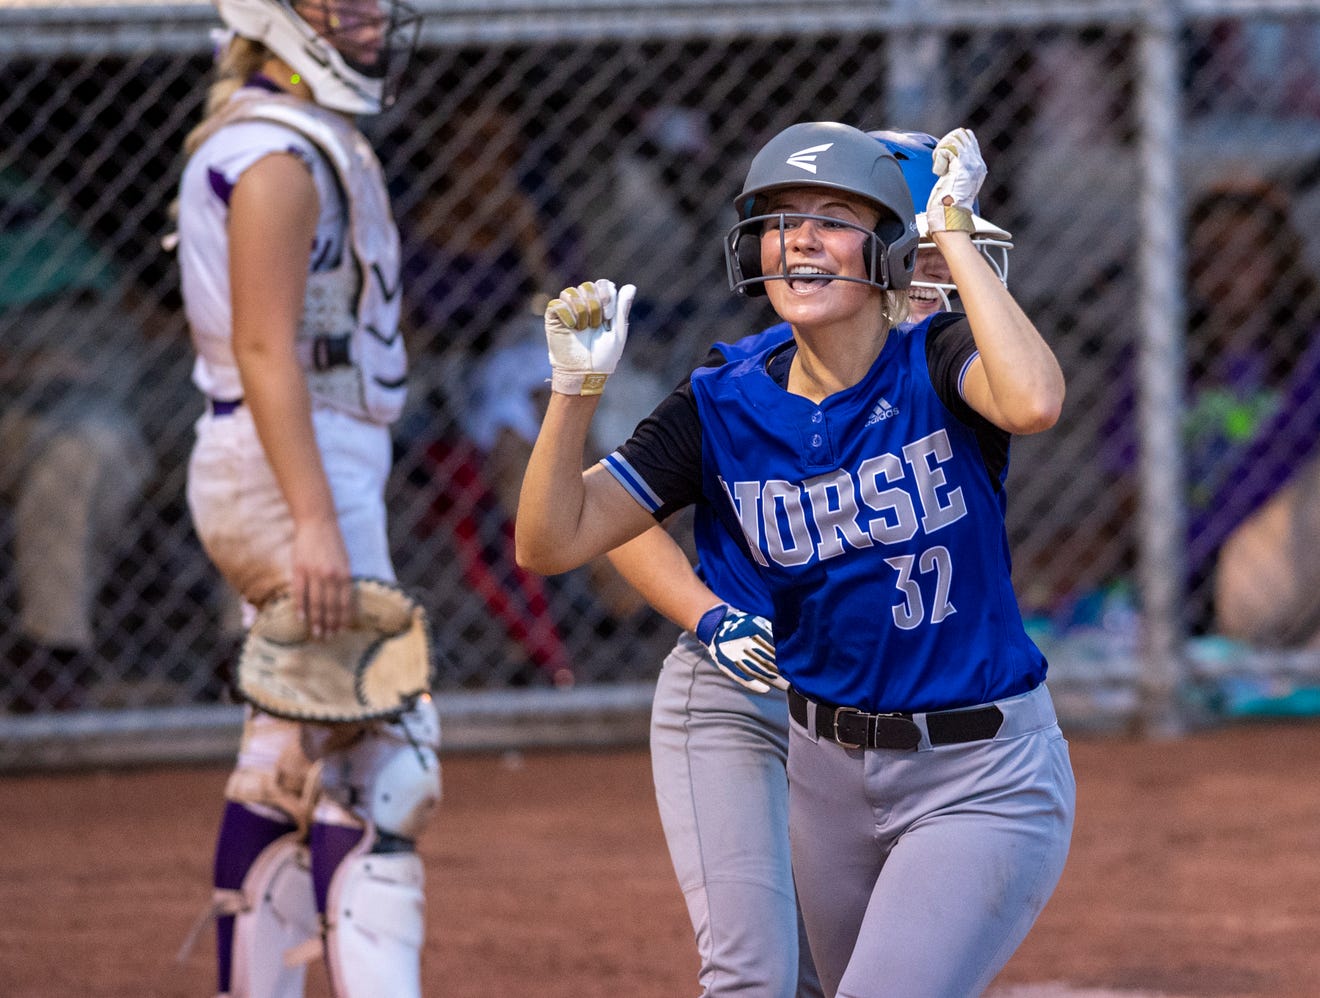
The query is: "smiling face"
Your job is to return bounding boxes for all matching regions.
[908,245,953,320]
[759,187,883,328]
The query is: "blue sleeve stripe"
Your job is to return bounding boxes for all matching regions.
[601,452,664,513]
[957,350,980,399]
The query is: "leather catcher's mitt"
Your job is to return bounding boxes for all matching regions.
[237,578,433,723]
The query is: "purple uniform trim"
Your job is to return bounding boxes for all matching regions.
[207,167,235,206]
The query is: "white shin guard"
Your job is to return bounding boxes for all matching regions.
[323,832,427,998]
[229,833,321,998]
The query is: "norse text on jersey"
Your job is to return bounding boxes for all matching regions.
[721,427,969,565]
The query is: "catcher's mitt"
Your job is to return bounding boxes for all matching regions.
[237,578,433,723]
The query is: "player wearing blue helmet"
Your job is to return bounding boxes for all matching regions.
[517,121,1074,997]
[605,316,810,998]
[869,129,1013,316]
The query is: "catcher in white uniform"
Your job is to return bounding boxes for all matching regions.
[174,2,439,996]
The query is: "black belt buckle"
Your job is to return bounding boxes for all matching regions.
[830,706,921,751]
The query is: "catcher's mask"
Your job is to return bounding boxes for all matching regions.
[868,128,1014,310]
[724,121,919,298]
[216,0,420,114]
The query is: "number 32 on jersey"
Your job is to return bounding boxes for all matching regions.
[720,428,968,630]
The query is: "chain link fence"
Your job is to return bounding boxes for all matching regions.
[4,0,1320,764]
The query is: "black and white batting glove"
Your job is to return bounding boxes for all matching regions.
[544,279,635,396]
[695,603,787,694]
[926,127,987,234]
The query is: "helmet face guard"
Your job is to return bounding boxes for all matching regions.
[724,211,902,296]
[867,128,1014,309]
[725,122,918,298]
[914,231,1014,311]
[216,0,421,114]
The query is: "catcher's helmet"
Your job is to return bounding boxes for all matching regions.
[724,121,919,297]
[868,128,1014,300]
[215,0,420,114]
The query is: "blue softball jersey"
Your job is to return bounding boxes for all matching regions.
[690,322,794,620]
[603,314,1047,714]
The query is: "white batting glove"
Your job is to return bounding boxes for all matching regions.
[544,279,635,396]
[695,603,788,694]
[926,127,987,235]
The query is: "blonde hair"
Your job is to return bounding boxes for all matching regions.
[883,288,910,329]
[183,36,271,155]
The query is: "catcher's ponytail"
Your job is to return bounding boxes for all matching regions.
[166,35,270,234]
[183,35,269,156]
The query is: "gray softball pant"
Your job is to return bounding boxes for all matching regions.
[787,682,1075,998]
[651,631,824,998]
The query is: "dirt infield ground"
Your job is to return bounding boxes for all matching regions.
[4,719,1320,997]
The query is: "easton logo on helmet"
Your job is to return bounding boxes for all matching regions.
[785,143,833,173]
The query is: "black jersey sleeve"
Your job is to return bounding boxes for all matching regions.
[924,312,1012,486]
[924,313,980,420]
[702,344,728,367]
[607,378,706,520]
[602,343,733,520]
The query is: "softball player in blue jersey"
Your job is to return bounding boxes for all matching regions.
[605,129,1015,998]
[605,321,819,998]
[516,122,1074,997]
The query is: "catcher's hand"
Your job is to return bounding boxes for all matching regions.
[237,578,433,724]
[926,127,987,235]
[544,278,635,396]
[695,603,787,694]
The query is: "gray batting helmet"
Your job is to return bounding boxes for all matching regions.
[724,121,919,297]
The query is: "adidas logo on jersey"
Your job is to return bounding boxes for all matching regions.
[865,397,899,425]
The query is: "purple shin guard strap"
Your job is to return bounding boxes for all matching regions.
[310,823,366,914]
[212,801,297,993]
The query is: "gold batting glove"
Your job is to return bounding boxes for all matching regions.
[544,279,636,396]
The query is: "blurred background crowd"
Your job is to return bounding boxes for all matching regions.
[4,1,1320,732]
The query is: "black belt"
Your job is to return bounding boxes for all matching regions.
[210,397,243,416]
[788,687,1004,750]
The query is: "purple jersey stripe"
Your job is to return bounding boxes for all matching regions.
[207,166,234,206]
